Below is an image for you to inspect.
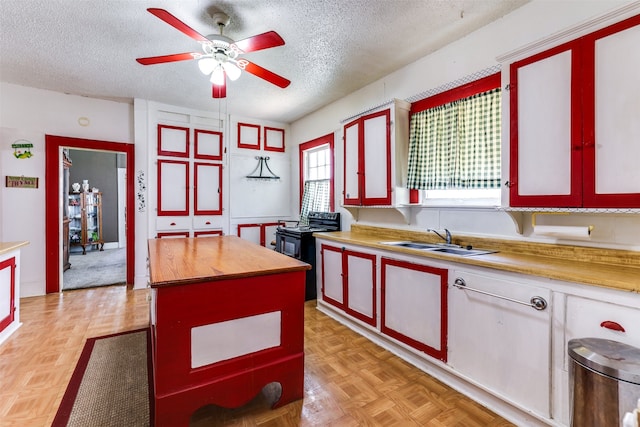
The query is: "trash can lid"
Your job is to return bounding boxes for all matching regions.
[568,338,640,384]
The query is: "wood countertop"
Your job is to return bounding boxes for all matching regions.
[148,236,310,288]
[314,225,640,294]
[0,241,29,256]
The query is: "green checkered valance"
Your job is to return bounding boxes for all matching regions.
[299,179,330,225]
[406,88,501,190]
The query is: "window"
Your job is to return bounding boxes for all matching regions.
[299,134,334,223]
[407,73,501,205]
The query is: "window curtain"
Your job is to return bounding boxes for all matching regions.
[406,88,501,190]
[299,179,330,225]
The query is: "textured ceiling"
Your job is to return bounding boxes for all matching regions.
[0,0,529,123]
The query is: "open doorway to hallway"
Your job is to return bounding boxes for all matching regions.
[44,135,135,294]
[62,148,127,290]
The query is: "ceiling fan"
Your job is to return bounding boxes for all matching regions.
[136,8,290,98]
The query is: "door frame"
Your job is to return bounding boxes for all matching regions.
[45,135,135,293]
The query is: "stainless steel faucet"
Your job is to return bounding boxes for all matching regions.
[427,228,452,245]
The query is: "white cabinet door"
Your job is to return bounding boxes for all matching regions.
[344,250,376,326]
[158,159,189,215]
[194,163,222,215]
[361,111,390,203]
[262,223,280,249]
[514,50,573,200]
[448,269,551,418]
[237,224,261,245]
[343,120,360,205]
[381,257,447,361]
[320,244,344,306]
[590,22,640,202]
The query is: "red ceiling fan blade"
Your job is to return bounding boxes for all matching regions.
[136,52,198,65]
[212,80,227,99]
[147,8,209,42]
[242,61,291,88]
[233,31,285,53]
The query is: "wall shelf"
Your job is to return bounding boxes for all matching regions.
[342,205,411,224]
[495,206,640,235]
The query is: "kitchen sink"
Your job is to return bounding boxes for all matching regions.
[429,247,496,256]
[379,241,444,250]
[379,241,496,257]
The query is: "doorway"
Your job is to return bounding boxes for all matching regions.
[45,135,135,294]
[63,148,126,290]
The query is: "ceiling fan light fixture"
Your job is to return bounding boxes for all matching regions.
[198,57,216,75]
[223,61,241,81]
[210,64,226,86]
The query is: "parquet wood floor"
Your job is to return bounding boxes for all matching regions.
[0,285,514,426]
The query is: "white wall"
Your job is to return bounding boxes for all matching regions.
[289,0,640,250]
[0,83,133,296]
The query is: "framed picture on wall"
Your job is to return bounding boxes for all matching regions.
[237,123,261,150]
[264,127,285,152]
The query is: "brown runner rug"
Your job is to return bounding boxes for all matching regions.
[52,328,152,427]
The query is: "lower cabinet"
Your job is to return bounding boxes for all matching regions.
[553,288,640,425]
[315,238,640,426]
[380,257,447,361]
[447,268,552,419]
[237,222,282,248]
[320,243,377,326]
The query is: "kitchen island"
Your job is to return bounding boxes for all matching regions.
[147,236,310,427]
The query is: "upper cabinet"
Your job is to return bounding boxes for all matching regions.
[508,14,640,208]
[342,99,410,207]
[156,122,225,237]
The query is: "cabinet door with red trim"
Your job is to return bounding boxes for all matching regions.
[157,159,189,216]
[381,257,447,362]
[509,15,640,208]
[0,257,16,333]
[584,17,640,207]
[320,244,345,309]
[320,244,377,327]
[342,99,410,207]
[343,110,391,206]
[344,249,376,326]
[194,163,222,215]
[509,44,580,208]
[343,120,361,205]
[237,222,282,247]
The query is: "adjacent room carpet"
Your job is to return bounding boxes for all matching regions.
[52,329,151,427]
[63,247,126,290]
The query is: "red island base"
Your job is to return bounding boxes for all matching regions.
[147,236,310,426]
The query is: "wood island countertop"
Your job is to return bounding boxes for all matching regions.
[313,225,640,294]
[148,236,310,288]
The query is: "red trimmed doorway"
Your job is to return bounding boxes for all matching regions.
[45,135,135,294]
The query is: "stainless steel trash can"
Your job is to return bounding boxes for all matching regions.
[568,338,640,427]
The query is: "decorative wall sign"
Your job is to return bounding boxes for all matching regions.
[5,175,39,189]
[264,127,285,152]
[237,123,261,150]
[137,170,146,212]
[11,140,33,159]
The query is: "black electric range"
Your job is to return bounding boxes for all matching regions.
[275,212,340,300]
